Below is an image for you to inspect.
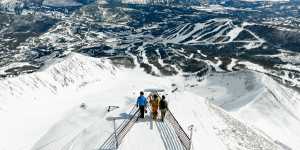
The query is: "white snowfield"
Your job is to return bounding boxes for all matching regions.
[0,53,299,150]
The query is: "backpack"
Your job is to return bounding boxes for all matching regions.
[150,97,159,106]
[160,99,168,109]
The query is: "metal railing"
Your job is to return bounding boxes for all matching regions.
[165,109,192,150]
[116,108,140,144]
[99,106,140,150]
[99,106,192,150]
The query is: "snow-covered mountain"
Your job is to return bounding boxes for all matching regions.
[1,1,299,87]
[187,71,300,149]
[1,52,297,150]
[0,0,300,150]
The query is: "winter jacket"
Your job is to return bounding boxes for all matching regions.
[136,96,147,106]
[159,99,168,110]
[150,97,160,112]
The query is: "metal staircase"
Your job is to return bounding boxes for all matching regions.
[165,109,191,150]
[99,107,140,150]
[99,107,192,150]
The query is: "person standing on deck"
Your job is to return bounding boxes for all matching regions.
[150,94,160,120]
[159,95,168,122]
[136,91,147,118]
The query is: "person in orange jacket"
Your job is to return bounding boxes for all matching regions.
[149,94,160,120]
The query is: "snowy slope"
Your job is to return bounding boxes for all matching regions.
[165,91,281,150]
[0,53,289,150]
[0,53,116,104]
[187,71,300,150]
[0,53,117,150]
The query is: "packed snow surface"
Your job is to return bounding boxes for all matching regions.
[0,53,298,150]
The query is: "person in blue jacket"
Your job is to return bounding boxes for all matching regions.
[136,91,148,118]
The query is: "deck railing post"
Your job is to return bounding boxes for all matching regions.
[113,118,118,149]
[188,124,194,150]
